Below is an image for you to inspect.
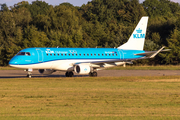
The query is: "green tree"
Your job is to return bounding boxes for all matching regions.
[163,28,180,64]
[0,7,32,65]
[51,5,85,47]
[29,0,51,18]
[0,10,18,65]
[23,25,49,48]
[0,3,8,11]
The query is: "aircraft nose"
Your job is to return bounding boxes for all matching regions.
[9,57,19,66]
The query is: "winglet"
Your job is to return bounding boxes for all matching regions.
[149,46,165,58]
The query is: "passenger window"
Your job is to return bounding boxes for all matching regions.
[58,54,59,56]
[54,54,56,56]
[61,54,63,56]
[87,54,89,56]
[47,54,48,56]
[69,54,70,56]
[105,54,107,56]
[112,54,114,56]
[65,54,67,56]
[72,54,74,56]
[76,54,78,56]
[50,54,52,56]
[79,54,81,56]
[94,54,96,56]
[116,54,118,56]
[84,54,85,56]
[109,54,111,56]
[98,54,100,56]
[91,54,92,56]
[102,54,104,56]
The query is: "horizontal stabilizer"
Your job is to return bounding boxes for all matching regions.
[134,46,170,58]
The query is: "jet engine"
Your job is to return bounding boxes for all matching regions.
[74,64,92,74]
[38,69,55,75]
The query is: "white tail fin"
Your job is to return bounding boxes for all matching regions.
[118,16,149,50]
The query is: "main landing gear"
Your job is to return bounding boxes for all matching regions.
[65,71,97,77]
[65,71,74,77]
[89,71,97,77]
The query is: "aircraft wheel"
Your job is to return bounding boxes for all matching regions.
[92,71,97,77]
[89,72,93,77]
[27,74,31,78]
[69,71,74,77]
[89,72,97,77]
[65,72,69,77]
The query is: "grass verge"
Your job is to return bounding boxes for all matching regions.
[107,65,180,70]
[0,67,21,70]
[0,76,180,119]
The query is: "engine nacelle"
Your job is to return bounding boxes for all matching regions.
[74,64,92,74]
[38,69,55,75]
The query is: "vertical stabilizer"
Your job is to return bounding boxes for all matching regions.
[118,16,149,50]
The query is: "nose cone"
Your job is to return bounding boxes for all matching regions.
[9,57,18,66]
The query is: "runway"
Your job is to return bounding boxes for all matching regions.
[0,70,180,78]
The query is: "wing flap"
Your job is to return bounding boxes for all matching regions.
[74,60,133,69]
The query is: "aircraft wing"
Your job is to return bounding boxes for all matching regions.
[134,46,170,58]
[73,59,133,69]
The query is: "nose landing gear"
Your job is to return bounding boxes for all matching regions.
[27,73,32,78]
[25,69,33,78]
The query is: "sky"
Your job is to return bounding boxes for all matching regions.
[1,0,180,7]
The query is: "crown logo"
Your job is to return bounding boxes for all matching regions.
[136,28,142,33]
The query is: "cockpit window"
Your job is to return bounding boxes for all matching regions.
[17,52,31,56]
[26,52,31,56]
[17,52,25,55]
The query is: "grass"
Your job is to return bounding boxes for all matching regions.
[107,65,180,70]
[0,76,180,119]
[0,67,22,70]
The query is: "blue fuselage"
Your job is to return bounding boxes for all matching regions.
[9,48,145,67]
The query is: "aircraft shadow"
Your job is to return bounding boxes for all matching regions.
[0,74,89,79]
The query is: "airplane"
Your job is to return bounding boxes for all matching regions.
[9,16,168,78]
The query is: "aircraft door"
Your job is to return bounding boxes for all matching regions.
[36,49,43,62]
[118,49,124,60]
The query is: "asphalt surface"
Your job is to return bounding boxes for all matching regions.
[0,70,180,78]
